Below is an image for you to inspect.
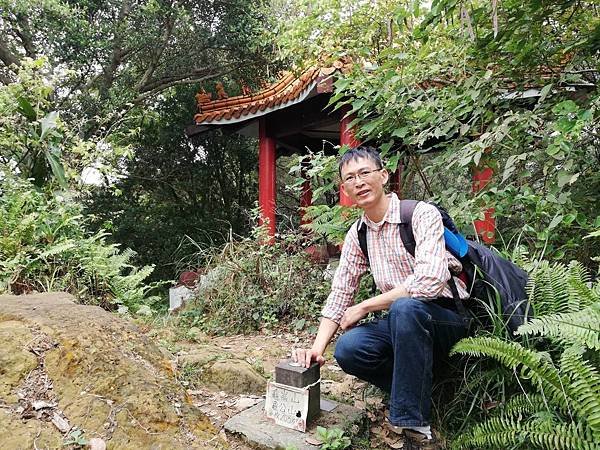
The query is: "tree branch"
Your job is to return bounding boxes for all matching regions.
[14,13,36,58]
[134,12,176,92]
[132,68,237,105]
[100,0,133,97]
[137,62,237,95]
[0,37,21,69]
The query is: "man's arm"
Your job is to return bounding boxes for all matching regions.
[293,224,369,368]
[292,317,339,368]
[339,285,409,330]
[294,284,411,368]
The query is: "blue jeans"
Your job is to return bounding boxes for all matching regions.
[333,297,470,427]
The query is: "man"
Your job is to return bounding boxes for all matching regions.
[292,147,471,449]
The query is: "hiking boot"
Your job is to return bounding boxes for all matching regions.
[403,429,441,450]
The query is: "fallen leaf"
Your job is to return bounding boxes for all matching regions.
[305,436,322,446]
[383,435,404,449]
[32,400,56,410]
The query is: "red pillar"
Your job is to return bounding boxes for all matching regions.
[339,114,360,206]
[300,158,312,225]
[259,118,276,240]
[472,165,495,243]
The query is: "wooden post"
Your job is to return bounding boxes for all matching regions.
[472,165,495,243]
[339,113,360,206]
[259,118,276,241]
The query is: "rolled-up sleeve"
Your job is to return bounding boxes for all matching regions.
[321,225,368,323]
[404,203,451,298]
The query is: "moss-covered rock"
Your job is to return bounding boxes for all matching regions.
[0,292,222,449]
[0,320,38,403]
[201,359,266,395]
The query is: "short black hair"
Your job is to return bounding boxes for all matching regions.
[338,146,383,177]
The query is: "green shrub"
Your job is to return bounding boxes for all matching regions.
[177,229,331,334]
[447,260,600,449]
[0,176,161,312]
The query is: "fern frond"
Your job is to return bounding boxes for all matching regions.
[526,421,597,450]
[36,240,77,259]
[516,303,600,350]
[566,262,597,311]
[451,415,528,449]
[454,415,597,450]
[560,346,600,441]
[528,261,571,315]
[452,337,569,411]
[500,393,555,417]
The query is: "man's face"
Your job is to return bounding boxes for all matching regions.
[340,157,388,209]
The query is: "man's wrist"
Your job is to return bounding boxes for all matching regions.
[360,298,377,314]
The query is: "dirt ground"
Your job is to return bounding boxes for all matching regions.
[0,292,404,449]
[145,324,404,450]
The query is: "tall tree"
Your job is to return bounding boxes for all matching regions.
[86,85,258,281]
[0,0,274,136]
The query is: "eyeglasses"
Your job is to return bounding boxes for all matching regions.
[342,168,383,185]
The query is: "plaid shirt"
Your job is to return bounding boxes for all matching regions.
[322,194,469,324]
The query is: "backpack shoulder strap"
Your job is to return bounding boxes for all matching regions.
[399,199,419,257]
[356,218,369,266]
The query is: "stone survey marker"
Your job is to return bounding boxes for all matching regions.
[264,359,320,432]
[225,355,364,450]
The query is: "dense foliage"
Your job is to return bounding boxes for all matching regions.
[0,175,161,313]
[450,261,599,449]
[177,227,331,334]
[0,59,162,313]
[275,0,600,268]
[1,0,278,285]
[0,0,274,138]
[86,85,259,281]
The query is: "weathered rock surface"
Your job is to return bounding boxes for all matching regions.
[177,345,267,395]
[201,359,266,395]
[0,293,222,449]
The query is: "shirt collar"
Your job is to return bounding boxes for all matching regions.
[362,193,402,230]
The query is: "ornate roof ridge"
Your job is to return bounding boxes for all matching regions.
[193,61,349,125]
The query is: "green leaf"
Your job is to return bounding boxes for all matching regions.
[548,214,563,230]
[392,127,409,138]
[545,145,560,156]
[552,100,578,115]
[538,84,552,103]
[45,146,67,188]
[360,120,379,135]
[557,171,579,188]
[40,111,59,140]
[16,97,37,121]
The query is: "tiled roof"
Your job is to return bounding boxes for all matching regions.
[193,63,346,126]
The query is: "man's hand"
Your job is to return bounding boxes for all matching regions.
[291,348,325,369]
[340,303,367,330]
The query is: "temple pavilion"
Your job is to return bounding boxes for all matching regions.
[186,62,495,243]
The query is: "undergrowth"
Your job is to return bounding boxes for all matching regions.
[176,229,331,334]
[433,260,600,450]
[0,175,161,313]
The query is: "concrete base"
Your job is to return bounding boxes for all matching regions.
[224,399,365,450]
